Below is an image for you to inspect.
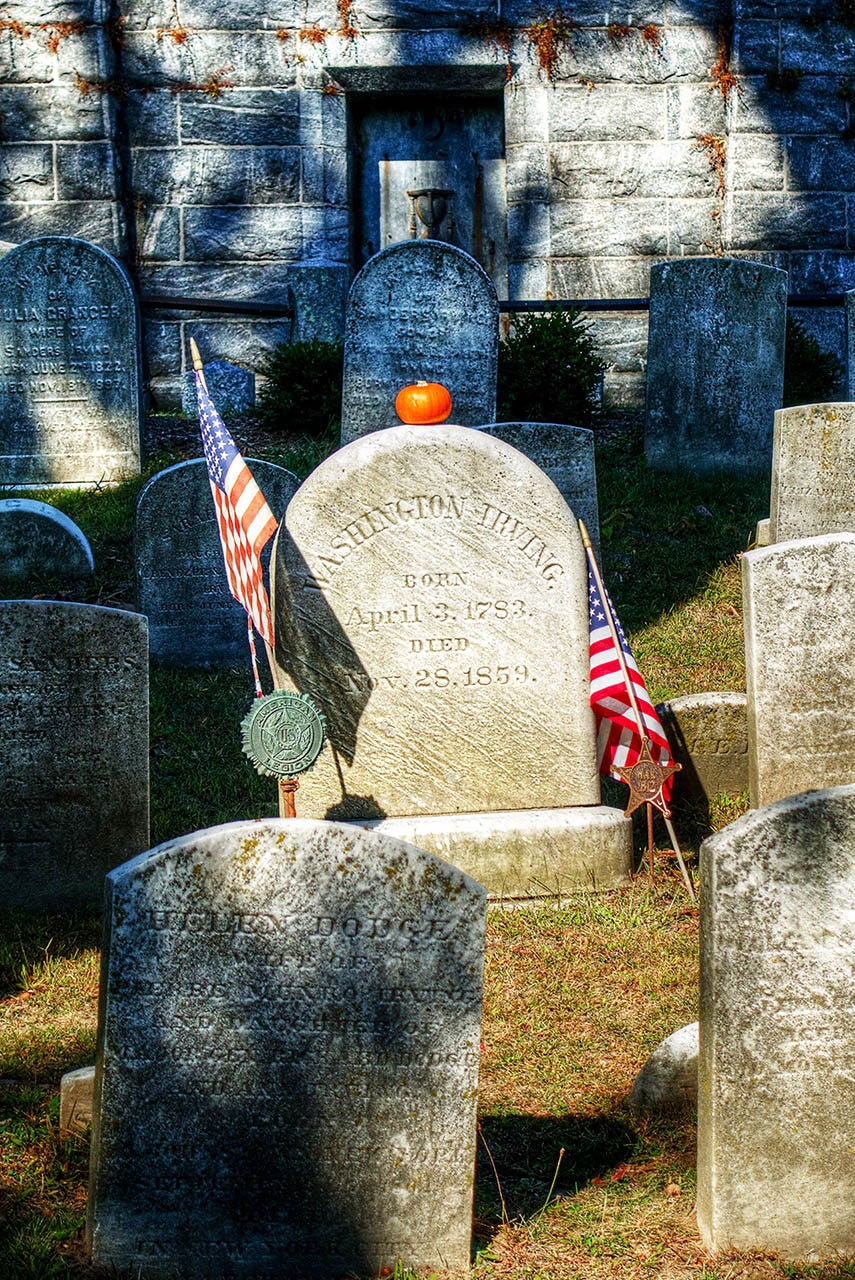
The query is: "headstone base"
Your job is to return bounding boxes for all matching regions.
[352,805,632,900]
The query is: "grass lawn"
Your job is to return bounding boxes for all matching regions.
[2,415,850,1278]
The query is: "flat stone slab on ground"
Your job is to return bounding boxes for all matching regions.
[698,785,855,1258]
[340,241,498,443]
[0,236,142,488]
[87,818,485,1279]
[0,499,94,584]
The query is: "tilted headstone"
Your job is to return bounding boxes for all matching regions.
[340,241,498,445]
[135,459,299,667]
[181,360,255,418]
[0,236,142,487]
[645,258,787,474]
[0,601,148,909]
[0,499,94,584]
[656,692,748,806]
[698,785,855,1257]
[271,424,631,897]
[743,533,855,808]
[474,421,601,556]
[770,403,855,543]
[87,818,486,1279]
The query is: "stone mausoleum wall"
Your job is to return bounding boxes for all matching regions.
[2,1,854,408]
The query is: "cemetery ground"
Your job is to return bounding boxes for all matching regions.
[1,413,850,1280]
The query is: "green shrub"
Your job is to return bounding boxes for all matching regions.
[783,314,844,407]
[496,308,604,428]
[256,339,344,435]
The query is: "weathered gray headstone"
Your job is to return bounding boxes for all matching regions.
[846,289,855,401]
[0,236,142,487]
[698,785,855,1257]
[770,402,855,543]
[629,1022,698,1113]
[743,533,855,808]
[0,601,149,909]
[87,817,486,1279]
[181,359,255,418]
[656,693,748,806]
[61,1065,95,1133]
[271,423,631,897]
[645,258,787,474]
[135,458,298,667]
[474,421,600,556]
[0,499,94,584]
[340,241,499,444]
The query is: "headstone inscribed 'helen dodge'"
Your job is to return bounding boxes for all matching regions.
[273,424,597,819]
[87,818,486,1280]
[0,499,94,584]
[743,533,855,808]
[698,786,855,1257]
[340,241,498,444]
[474,421,601,556]
[0,236,142,487]
[770,403,855,543]
[135,459,299,667]
[645,258,787,474]
[0,601,148,909]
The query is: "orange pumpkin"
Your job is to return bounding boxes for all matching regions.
[394,380,453,425]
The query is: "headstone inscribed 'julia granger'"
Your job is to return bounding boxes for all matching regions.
[340,241,499,444]
[0,601,148,909]
[0,236,142,487]
[474,421,601,555]
[645,258,787,474]
[698,785,855,1257]
[770,402,855,543]
[87,818,485,1279]
[743,533,855,808]
[135,459,299,666]
[0,499,94,584]
[272,423,598,820]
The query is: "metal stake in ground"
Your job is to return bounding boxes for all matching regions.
[241,690,326,816]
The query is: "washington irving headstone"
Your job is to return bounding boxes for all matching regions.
[87,818,486,1279]
[340,241,498,444]
[135,459,299,666]
[698,785,855,1257]
[0,236,142,487]
[0,601,149,908]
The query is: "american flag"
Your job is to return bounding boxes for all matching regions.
[196,371,278,646]
[587,554,674,796]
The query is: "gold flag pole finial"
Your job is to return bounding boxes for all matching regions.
[189,337,208,391]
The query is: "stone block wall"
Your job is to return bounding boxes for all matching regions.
[1,0,854,408]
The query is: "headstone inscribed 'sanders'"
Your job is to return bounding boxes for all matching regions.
[770,403,855,543]
[645,258,787,474]
[135,459,299,667]
[474,421,601,556]
[0,236,142,487]
[87,818,485,1280]
[272,423,598,820]
[698,785,855,1257]
[340,241,499,444]
[0,499,94,584]
[0,601,148,909]
[743,533,855,808]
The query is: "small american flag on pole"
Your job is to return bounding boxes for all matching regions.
[195,368,278,649]
[587,553,674,797]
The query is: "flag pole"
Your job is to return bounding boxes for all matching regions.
[580,519,695,905]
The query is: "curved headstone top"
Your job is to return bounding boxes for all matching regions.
[271,422,597,820]
[341,240,499,444]
[645,257,787,475]
[474,421,600,555]
[135,457,299,667]
[0,498,94,581]
[0,236,142,488]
